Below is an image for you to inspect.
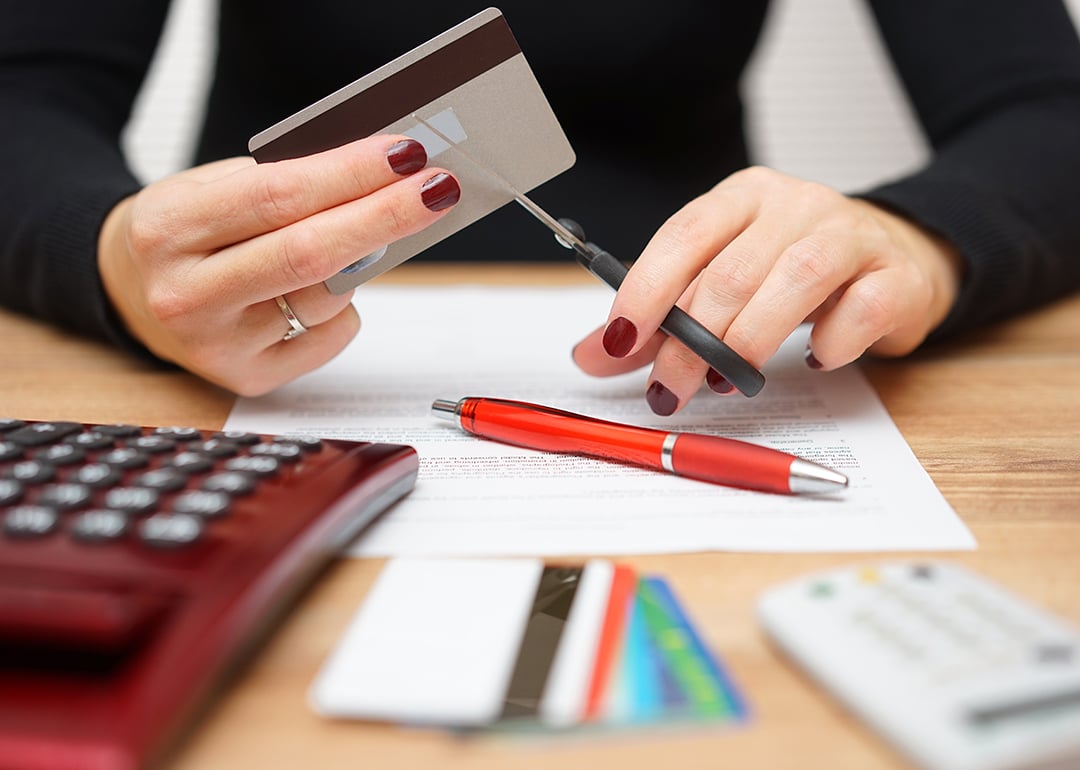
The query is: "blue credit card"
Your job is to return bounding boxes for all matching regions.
[604,576,748,725]
[639,576,749,722]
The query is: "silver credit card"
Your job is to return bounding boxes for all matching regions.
[249,8,576,293]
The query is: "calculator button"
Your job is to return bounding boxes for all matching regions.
[0,441,22,462]
[1035,642,1074,664]
[274,435,323,451]
[0,479,24,505]
[911,564,935,580]
[153,426,202,441]
[129,436,176,454]
[70,509,130,542]
[37,483,93,511]
[4,505,60,537]
[104,487,160,515]
[101,447,150,470]
[35,444,86,466]
[5,421,82,447]
[224,456,280,477]
[250,442,302,462]
[95,424,142,437]
[133,468,189,492]
[0,418,26,432]
[65,431,115,450]
[162,452,214,474]
[71,462,122,488]
[191,439,239,458]
[202,472,256,496]
[858,568,881,584]
[5,460,56,484]
[211,430,260,445]
[139,513,204,548]
[172,490,232,518]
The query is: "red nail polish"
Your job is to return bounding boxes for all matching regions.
[387,139,427,175]
[602,316,637,358]
[420,172,461,212]
[646,381,679,416]
[804,347,824,370]
[706,368,735,394]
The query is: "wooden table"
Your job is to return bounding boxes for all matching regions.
[4,264,1079,770]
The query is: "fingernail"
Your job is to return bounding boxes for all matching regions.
[602,316,637,358]
[646,381,679,416]
[420,172,461,212]
[706,368,735,394]
[804,346,824,370]
[386,138,427,175]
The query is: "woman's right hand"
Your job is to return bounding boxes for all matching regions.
[98,134,460,395]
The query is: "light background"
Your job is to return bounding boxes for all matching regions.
[122,0,1080,194]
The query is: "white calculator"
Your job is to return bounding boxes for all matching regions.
[757,562,1080,770]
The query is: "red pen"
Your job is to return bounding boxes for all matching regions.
[431,397,848,495]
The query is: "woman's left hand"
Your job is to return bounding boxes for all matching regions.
[571,166,964,415]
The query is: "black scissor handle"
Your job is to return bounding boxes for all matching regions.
[558,219,765,397]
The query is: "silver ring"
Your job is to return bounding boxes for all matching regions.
[275,295,308,341]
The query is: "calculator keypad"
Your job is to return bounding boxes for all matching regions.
[759,562,1080,770]
[0,418,320,551]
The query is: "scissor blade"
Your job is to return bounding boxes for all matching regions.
[510,195,590,253]
[412,114,590,253]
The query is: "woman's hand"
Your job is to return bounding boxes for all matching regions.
[572,166,963,415]
[98,134,460,395]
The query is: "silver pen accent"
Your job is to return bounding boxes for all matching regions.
[660,432,678,473]
[787,459,851,495]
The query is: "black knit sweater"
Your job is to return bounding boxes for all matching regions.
[2,0,1080,358]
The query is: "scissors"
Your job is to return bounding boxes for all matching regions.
[415,117,766,397]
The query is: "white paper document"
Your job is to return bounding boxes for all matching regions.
[226,284,975,556]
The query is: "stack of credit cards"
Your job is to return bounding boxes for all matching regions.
[310,558,748,731]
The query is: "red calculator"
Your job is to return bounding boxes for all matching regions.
[0,418,418,770]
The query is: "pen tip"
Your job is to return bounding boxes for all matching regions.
[789,459,849,495]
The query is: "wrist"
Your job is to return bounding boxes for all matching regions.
[855,199,965,335]
[97,195,149,349]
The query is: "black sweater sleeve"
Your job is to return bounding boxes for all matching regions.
[0,2,170,354]
[862,0,1080,340]
[4,0,1080,356]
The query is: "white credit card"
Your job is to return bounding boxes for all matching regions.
[308,558,614,728]
[309,558,545,726]
[249,7,576,293]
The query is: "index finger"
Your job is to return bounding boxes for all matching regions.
[608,183,757,353]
